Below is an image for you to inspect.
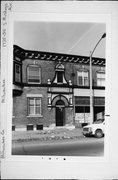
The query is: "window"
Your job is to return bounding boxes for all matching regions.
[53,63,67,84]
[28,97,41,116]
[57,71,63,83]
[77,70,89,86]
[27,65,41,84]
[75,106,90,123]
[15,64,21,82]
[75,106,90,113]
[97,72,105,86]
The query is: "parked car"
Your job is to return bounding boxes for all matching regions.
[82,119,105,138]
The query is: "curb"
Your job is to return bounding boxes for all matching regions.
[12,134,84,144]
[12,125,77,132]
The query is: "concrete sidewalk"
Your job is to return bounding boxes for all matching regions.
[12,127,83,143]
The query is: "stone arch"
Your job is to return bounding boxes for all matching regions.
[51,95,69,107]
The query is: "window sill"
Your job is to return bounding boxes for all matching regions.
[77,85,89,87]
[27,82,41,84]
[27,115,43,118]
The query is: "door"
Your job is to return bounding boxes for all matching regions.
[56,100,65,126]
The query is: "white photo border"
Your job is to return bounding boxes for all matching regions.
[1,1,118,179]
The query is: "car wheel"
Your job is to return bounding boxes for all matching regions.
[95,129,103,138]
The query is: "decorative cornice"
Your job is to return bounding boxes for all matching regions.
[14,45,105,66]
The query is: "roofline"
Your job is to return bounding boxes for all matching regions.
[13,45,105,66]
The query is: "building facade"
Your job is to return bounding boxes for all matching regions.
[12,45,105,130]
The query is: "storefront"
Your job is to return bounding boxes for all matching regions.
[75,96,105,124]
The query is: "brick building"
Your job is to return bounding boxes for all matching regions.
[12,45,105,130]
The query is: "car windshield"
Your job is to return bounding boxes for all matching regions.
[93,119,104,124]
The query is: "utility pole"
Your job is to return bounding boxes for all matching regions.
[89,33,106,124]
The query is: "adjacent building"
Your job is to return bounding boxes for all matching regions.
[12,45,105,130]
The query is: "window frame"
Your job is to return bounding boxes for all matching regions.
[57,71,63,83]
[14,62,22,83]
[27,97,42,117]
[27,65,41,84]
[77,69,89,86]
[53,63,67,84]
[97,71,105,87]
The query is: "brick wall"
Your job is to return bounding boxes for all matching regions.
[13,87,55,127]
[13,57,105,128]
[65,108,74,125]
[22,59,55,84]
[22,58,102,86]
[13,86,74,127]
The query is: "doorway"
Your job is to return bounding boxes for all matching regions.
[56,100,65,126]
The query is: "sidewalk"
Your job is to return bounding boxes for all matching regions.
[12,127,83,143]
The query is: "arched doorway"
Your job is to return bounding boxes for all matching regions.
[56,100,65,126]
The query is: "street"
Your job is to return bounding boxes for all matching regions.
[12,137,104,156]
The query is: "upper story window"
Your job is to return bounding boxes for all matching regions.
[57,71,63,83]
[97,72,105,86]
[77,69,89,86]
[27,65,41,84]
[53,62,67,84]
[14,63,21,83]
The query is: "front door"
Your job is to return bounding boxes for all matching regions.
[56,100,65,126]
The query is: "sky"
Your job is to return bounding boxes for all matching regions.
[14,22,106,58]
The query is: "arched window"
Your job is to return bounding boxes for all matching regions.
[77,69,89,86]
[27,65,41,84]
[56,100,65,106]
